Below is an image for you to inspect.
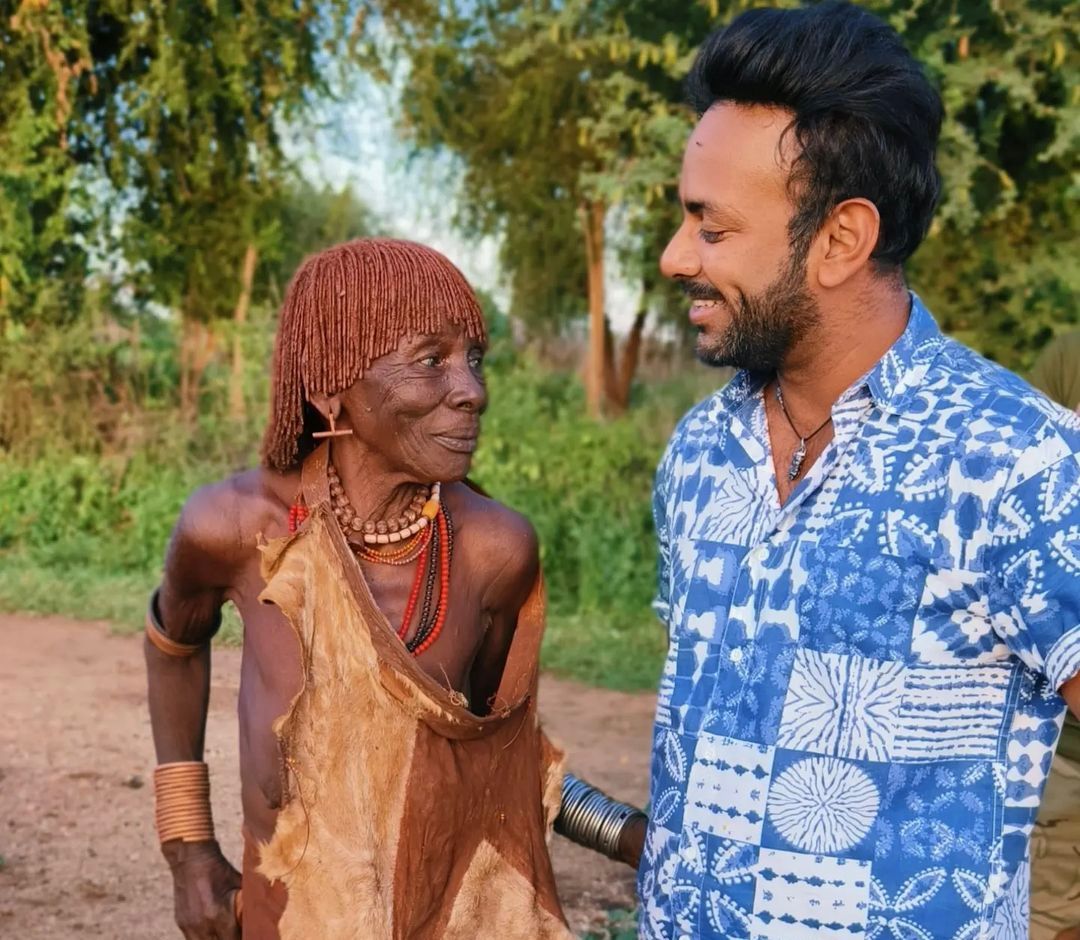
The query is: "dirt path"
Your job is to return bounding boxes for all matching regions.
[0,614,656,939]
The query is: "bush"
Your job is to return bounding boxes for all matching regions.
[0,341,718,690]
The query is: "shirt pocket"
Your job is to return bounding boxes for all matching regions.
[795,509,1001,664]
[794,524,926,661]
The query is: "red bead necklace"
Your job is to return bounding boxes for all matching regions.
[287,502,310,533]
[286,495,452,656]
[411,507,452,655]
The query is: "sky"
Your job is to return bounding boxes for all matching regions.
[283,77,646,334]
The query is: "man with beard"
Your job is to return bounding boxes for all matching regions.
[638,4,1080,939]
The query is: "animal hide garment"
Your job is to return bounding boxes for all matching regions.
[243,505,571,940]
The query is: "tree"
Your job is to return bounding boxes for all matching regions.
[372,0,1077,401]
[876,0,1079,370]
[0,1,94,326]
[376,0,709,416]
[4,0,360,416]
[261,179,381,305]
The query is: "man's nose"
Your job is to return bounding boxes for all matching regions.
[660,221,701,280]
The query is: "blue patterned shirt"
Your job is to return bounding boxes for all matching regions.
[639,297,1080,940]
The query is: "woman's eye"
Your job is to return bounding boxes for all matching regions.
[468,354,484,370]
[420,355,442,367]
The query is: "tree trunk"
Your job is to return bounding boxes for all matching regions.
[612,308,647,413]
[229,243,258,421]
[603,316,620,406]
[579,200,607,419]
[179,317,216,423]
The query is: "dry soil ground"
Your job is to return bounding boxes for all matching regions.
[0,613,656,939]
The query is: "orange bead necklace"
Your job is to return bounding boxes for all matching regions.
[285,492,453,656]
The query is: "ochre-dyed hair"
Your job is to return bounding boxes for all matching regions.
[262,238,488,472]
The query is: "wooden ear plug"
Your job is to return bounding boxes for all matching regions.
[312,412,353,439]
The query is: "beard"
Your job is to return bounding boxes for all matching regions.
[688,246,821,373]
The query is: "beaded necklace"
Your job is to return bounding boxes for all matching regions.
[287,475,453,656]
[328,463,440,545]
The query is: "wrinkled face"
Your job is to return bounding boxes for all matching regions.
[340,321,487,483]
[661,102,821,372]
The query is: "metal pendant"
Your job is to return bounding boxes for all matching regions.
[787,439,807,481]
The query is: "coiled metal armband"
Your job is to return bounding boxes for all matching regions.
[555,773,647,859]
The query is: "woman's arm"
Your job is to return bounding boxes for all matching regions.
[146,482,244,940]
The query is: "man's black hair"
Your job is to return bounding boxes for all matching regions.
[687,1,943,268]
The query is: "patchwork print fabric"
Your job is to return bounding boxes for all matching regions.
[640,297,1080,940]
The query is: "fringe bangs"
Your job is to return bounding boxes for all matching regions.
[262,239,487,472]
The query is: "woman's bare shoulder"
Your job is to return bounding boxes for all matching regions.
[447,482,540,605]
[166,466,299,580]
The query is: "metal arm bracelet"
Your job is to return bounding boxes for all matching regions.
[145,587,221,658]
[554,773,647,859]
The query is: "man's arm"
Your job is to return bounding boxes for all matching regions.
[987,418,1080,940]
[1048,677,1080,940]
[1061,675,1080,719]
[146,482,243,940]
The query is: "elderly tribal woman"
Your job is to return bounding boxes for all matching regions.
[144,239,641,939]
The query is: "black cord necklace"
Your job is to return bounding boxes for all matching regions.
[774,382,833,481]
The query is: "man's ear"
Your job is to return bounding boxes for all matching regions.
[809,197,881,289]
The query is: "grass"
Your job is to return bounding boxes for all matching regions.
[0,558,150,628]
[0,352,715,692]
[541,611,666,691]
[0,559,245,646]
[0,553,659,689]
[583,908,639,940]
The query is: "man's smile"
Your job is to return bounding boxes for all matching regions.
[689,298,725,326]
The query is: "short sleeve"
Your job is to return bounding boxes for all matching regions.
[651,432,680,625]
[988,434,1080,689]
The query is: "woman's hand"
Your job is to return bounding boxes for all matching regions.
[164,840,242,939]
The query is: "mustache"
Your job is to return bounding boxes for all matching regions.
[678,279,724,302]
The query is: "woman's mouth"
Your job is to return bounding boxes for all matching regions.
[432,434,478,454]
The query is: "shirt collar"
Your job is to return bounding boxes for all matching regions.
[862,293,946,414]
[716,292,945,417]
[718,368,768,412]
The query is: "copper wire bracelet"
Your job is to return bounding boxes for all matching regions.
[145,588,219,658]
[154,762,215,844]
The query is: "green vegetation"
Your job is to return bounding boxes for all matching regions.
[1,0,1076,694]
[376,0,1078,390]
[584,907,639,940]
[0,339,715,690]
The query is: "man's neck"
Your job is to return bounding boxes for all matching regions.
[775,283,911,416]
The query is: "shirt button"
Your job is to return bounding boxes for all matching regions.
[752,545,768,562]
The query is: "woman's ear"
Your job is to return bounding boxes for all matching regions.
[307,392,345,431]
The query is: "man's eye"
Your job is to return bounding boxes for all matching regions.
[468,354,484,370]
[700,229,728,244]
[420,355,442,367]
